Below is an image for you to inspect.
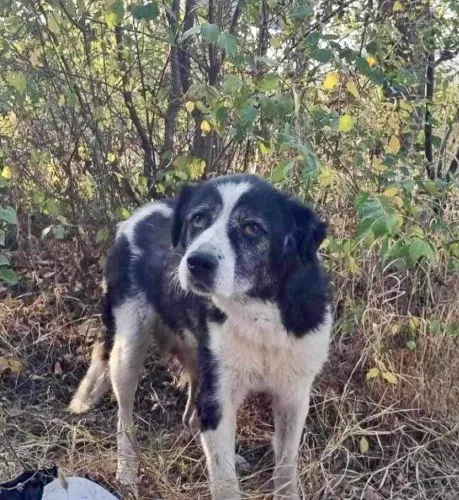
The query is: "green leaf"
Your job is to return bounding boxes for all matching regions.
[7,72,27,94]
[96,228,109,244]
[386,214,400,236]
[0,230,5,246]
[131,1,159,21]
[224,75,243,94]
[240,105,257,125]
[382,238,405,262]
[258,74,280,92]
[367,68,385,85]
[182,25,201,41]
[355,56,371,74]
[0,206,18,225]
[406,340,416,351]
[111,0,125,24]
[201,22,220,44]
[218,32,237,58]
[311,48,333,63]
[370,216,388,237]
[409,238,435,262]
[271,160,294,182]
[0,268,18,285]
[0,255,9,266]
[291,4,313,19]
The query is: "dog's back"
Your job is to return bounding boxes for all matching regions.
[69,199,202,418]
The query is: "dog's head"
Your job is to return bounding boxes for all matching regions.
[172,175,326,300]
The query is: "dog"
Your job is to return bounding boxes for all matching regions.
[69,174,332,499]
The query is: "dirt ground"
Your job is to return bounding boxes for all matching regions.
[1,238,459,499]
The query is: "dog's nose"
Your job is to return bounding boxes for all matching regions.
[187,252,218,275]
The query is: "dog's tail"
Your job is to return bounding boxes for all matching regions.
[68,341,110,414]
[69,289,113,414]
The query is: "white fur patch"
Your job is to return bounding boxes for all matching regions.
[116,202,173,255]
[210,298,331,397]
[179,181,252,297]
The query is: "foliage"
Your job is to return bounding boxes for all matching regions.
[0,168,18,285]
[0,0,458,280]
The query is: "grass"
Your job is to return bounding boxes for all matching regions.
[1,226,459,499]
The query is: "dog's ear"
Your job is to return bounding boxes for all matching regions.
[171,184,197,248]
[285,199,326,265]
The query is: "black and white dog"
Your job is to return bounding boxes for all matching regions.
[69,174,332,499]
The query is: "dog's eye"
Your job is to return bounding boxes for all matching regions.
[242,221,264,237]
[190,213,207,228]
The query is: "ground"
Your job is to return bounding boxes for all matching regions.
[1,238,458,499]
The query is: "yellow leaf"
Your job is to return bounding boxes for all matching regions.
[322,72,340,90]
[58,94,66,106]
[366,367,380,381]
[1,166,12,179]
[359,436,369,454]
[410,225,424,237]
[392,196,404,209]
[48,15,60,35]
[0,112,17,138]
[383,187,398,198]
[345,81,359,98]
[338,114,354,133]
[372,158,385,172]
[317,167,335,187]
[393,1,404,12]
[107,152,116,163]
[391,324,401,335]
[400,99,412,112]
[387,115,398,130]
[382,371,397,384]
[0,357,23,376]
[366,56,377,67]
[408,316,421,332]
[189,159,206,180]
[185,101,195,113]
[386,135,400,154]
[349,256,359,274]
[271,37,281,49]
[30,50,40,68]
[201,120,211,134]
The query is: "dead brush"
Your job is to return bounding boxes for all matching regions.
[1,211,459,499]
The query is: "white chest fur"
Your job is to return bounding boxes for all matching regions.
[209,298,332,396]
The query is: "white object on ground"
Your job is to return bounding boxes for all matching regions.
[42,477,117,500]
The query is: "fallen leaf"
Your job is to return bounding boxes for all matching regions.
[338,114,354,133]
[200,120,211,134]
[386,135,400,154]
[322,72,340,90]
[366,367,380,380]
[0,357,23,376]
[382,371,397,384]
[345,81,359,98]
[366,56,377,67]
[360,436,369,454]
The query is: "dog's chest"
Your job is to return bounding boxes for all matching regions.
[209,299,330,392]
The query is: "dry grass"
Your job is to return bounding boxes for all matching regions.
[1,226,459,499]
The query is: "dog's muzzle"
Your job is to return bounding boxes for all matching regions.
[186,251,218,293]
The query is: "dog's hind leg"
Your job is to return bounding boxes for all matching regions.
[109,298,153,486]
[69,342,110,414]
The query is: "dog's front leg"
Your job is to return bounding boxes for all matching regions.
[200,394,241,500]
[272,380,313,500]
